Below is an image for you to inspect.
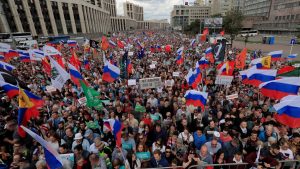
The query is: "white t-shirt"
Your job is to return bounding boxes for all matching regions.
[280,148,294,159]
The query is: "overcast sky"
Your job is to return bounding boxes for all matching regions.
[116,0,196,21]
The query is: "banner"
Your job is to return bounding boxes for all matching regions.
[136,152,151,160]
[139,77,162,89]
[215,75,233,85]
[226,94,238,100]
[128,79,136,86]
[49,56,70,91]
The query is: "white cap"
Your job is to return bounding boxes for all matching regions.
[74,133,83,140]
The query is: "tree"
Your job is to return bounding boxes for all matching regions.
[184,20,204,35]
[223,10,244,45]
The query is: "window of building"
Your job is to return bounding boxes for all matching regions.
[275,16,278,20]
[278,16,281,20]
[287,15,290,20]
[282,16,285,20]
[291,15,294,20]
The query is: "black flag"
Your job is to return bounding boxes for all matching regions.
[89,40,99,49]
[0,68,30,90]
[213,39,227,62]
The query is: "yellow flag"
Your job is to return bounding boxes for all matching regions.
[261,56,271,68]
[19,89,34,108]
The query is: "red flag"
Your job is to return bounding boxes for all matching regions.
[278,65,296,75]
[220,30,225,36]
[101,36,109,51]
[42,57,51,76]
[201,28,209,42]
[70,52,81,70]
[117,40,124,49]
[235,48,247,69]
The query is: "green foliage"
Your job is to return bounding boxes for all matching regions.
[223,10,244,43]
[184,20,204,34]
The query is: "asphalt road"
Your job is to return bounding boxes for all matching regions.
[233,35,300,61]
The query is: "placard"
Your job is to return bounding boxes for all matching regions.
[226,93,238,100]
[215,75,233,85]
[46,86,57,93]
[152,61,158,65]
[78,97,87,105]
[149,64,156,69]
[136,152,151,160]
[128,52,134,56]
[173,72,180,77]
[128,79,136,86]
[165,80,173,87]
[139,77,162,90]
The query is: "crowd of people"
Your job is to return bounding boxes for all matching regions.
[0,31,299,169]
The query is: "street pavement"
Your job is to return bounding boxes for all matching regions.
[233,35,300,61]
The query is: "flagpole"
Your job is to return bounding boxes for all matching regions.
[289,43,294,55]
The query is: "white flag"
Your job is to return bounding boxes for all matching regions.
[43,45,62,56]
[28,49,45,61]
[49,56,69,91]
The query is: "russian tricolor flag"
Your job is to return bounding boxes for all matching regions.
[185,68,201,89]
[259,77,300,100]
[274,95,300,128]
[103,119,123,147]
[126,59,133,74]
[198,57,209,69]
[0,61,15,71]
[287,54,297,60]
[156,45,162,52]
[0,54,4,61]
[184,90,208,111]
[205,47,213,56]
[83,57,90,70]
[67,40,77,47]
[109,40,117,48]
[239,70,249,84]
[5,49,19,58]
[17,50,31,62]
[246,67,277,87]
[268,50,283,61]
[21,126,63,169]
[193,62,202,87]
[150,46,155,53]
[176,46,184,65]
[68,63,85,86]
[102,55,120,83]
[190,39,196,47]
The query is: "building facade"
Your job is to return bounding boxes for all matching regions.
[207,0,234,16]
[243,0,271,18]
[252,0,300,34]
[0,0,112,36]
[123,2,143,21]
[111,16,137,32]
[171,5,210,30]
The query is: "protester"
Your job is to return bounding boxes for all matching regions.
[0,30,299,169]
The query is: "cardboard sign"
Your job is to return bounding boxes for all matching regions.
[215,75,233,85]
[128,79,136,86]
[139,77,162,89]
[149,64,156,69]
[152,61,158,65]
[128,52,134,56]
[78,97,87,105]
[226,93,238,100]
[173,72,180,77]
[165,80,173,87]
[46,86,57,93]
